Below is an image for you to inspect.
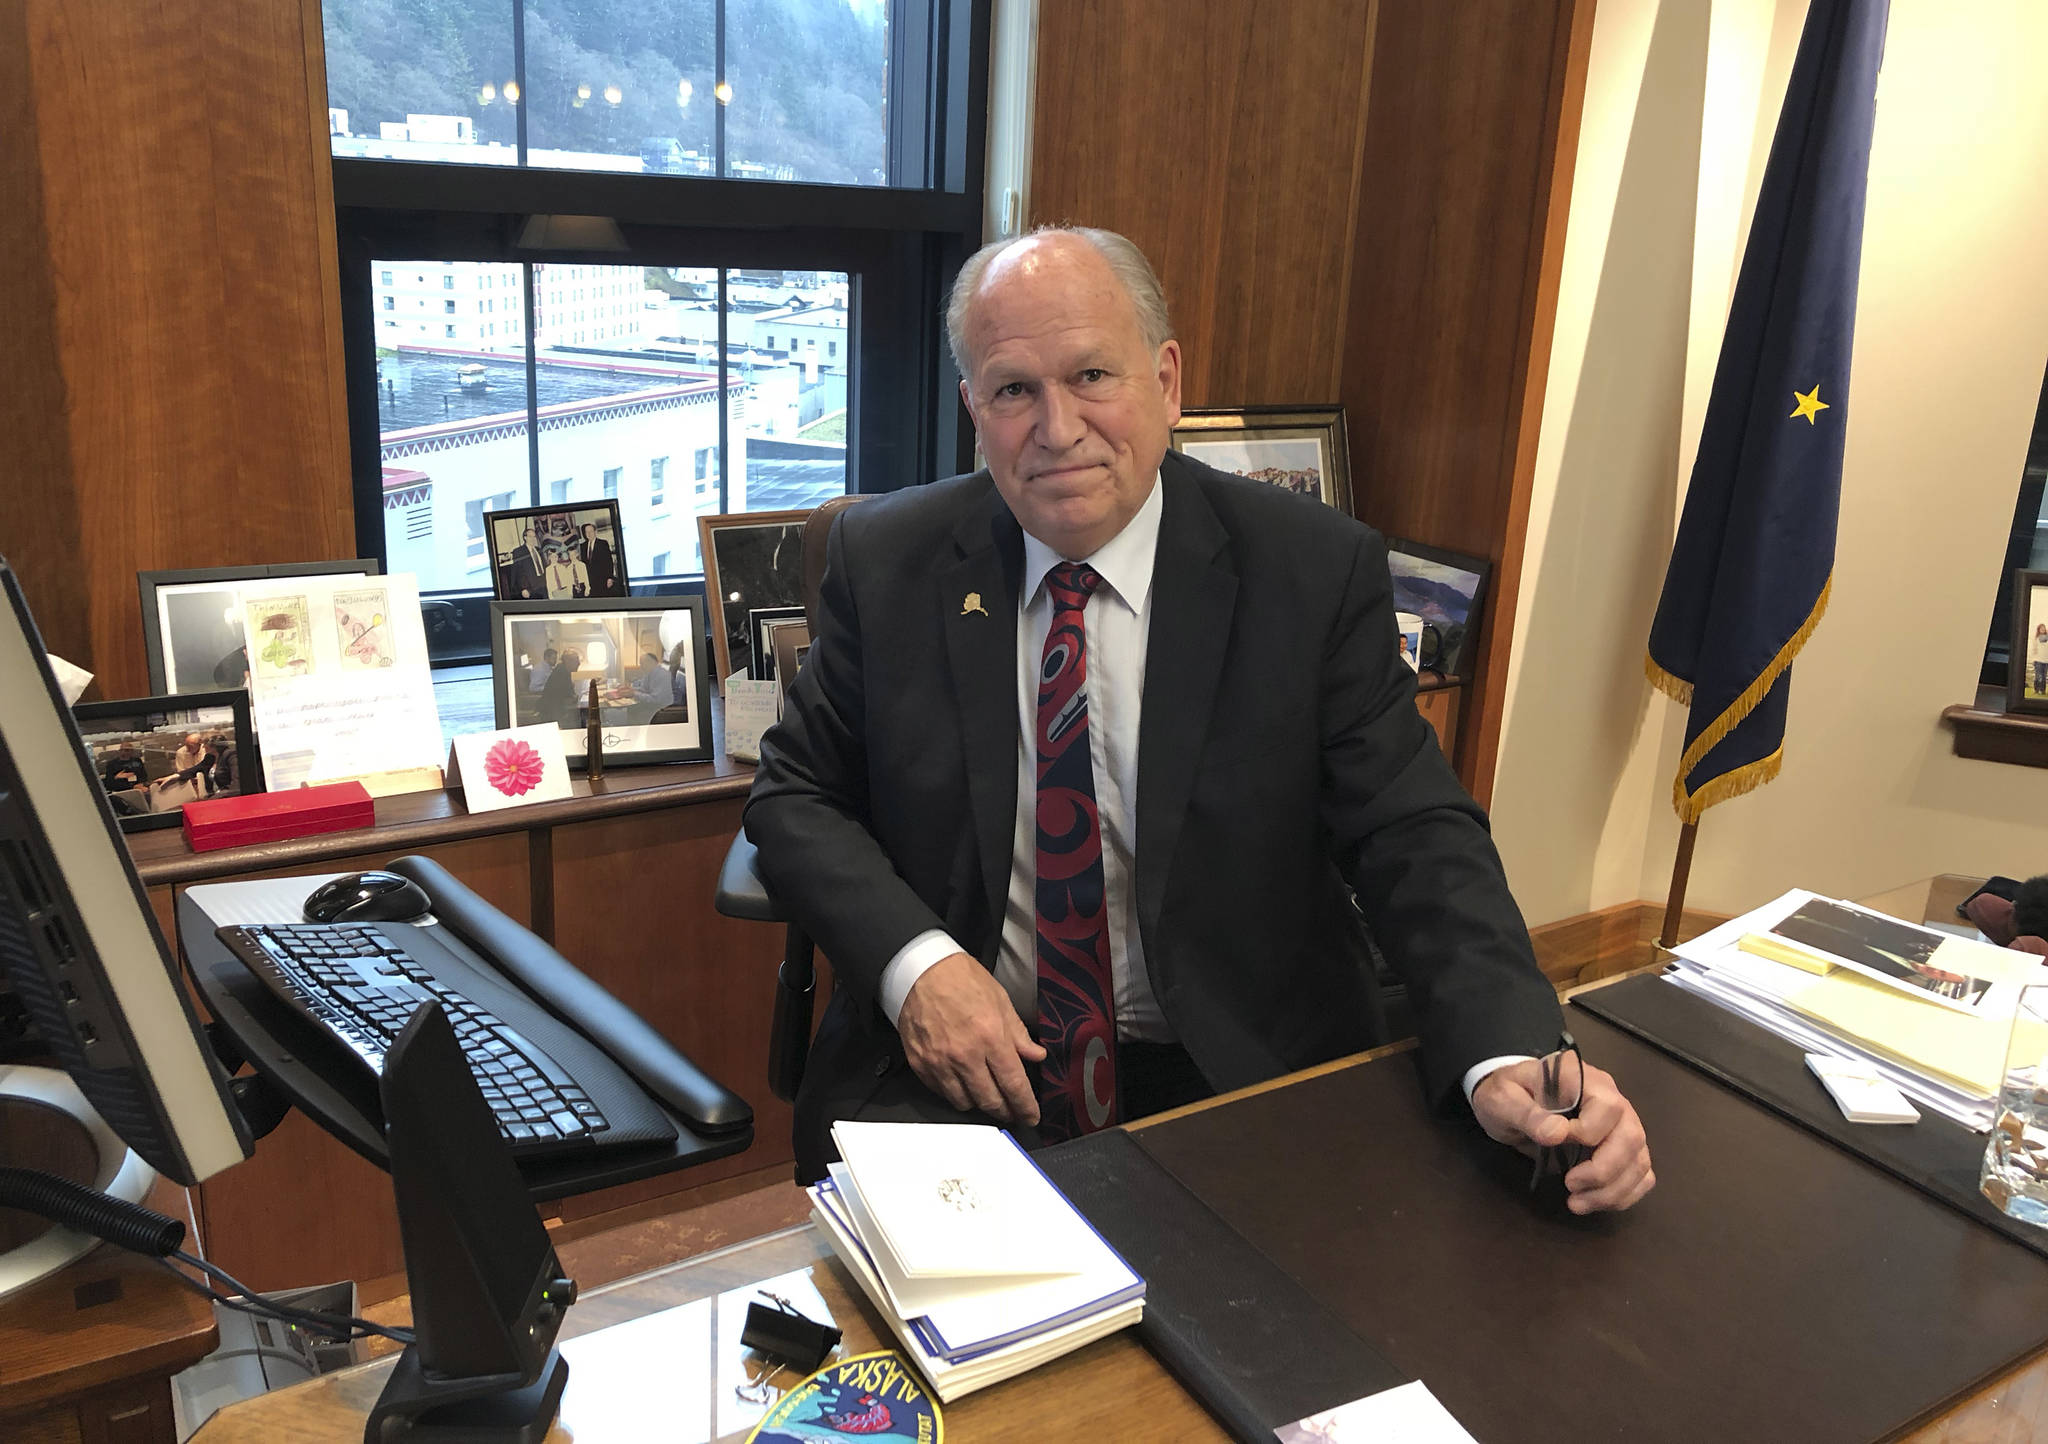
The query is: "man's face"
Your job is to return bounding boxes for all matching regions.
[583,524,596,542]
[523,529,538,549]
[959,236,1181,559]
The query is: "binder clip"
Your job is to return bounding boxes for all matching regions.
[741,1291,842,1375]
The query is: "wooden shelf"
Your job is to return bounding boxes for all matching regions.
[1941,685,2048,770]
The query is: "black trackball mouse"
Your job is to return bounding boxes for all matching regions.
[302,870,433,924]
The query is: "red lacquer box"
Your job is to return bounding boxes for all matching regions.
[181,781,375,853]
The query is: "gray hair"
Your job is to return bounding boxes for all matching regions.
[945,225,1174,380]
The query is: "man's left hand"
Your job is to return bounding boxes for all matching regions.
[1470,1060,1654,1214]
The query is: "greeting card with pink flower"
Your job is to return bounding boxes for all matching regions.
[447,724,572,814]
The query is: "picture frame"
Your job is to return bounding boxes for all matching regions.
[72,690,260,833]
[699,509,810,681]
[488,597,712,770]
[1170,405,1353,512]
[484,500,630,603]
[770,620,813,700]
[1384,539,1491,680]
[137,560,382,696]
[748,606,807,682]
[2006,569,2048,716]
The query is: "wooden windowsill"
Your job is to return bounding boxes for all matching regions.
[1940,684,2048,769]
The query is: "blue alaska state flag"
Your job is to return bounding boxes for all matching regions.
[1646,0,1889,823]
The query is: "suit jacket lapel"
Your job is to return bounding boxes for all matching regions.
[1136,463,1237,950]
[941,483,1024,954]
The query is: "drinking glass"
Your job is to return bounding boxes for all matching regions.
[1981,984,2048,1226]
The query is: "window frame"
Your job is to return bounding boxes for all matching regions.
[333,0,989,662]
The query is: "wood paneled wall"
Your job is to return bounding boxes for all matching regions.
[1030,0,1594,805]
[1340,0,1593,804]
[1030,0,1380,405]
[0,0,354,699]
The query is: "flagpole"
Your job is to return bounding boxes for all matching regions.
[1656,819,1699,951]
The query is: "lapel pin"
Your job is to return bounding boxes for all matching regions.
[960,592,989,617]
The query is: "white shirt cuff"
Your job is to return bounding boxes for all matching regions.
[878,929,966,1026]
[1463,1054,1536,1107]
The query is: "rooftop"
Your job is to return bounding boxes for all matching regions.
[376,347,723,435]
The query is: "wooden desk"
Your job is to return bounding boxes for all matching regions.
[0,1182,215,1444]
[189,1038,2048,1444]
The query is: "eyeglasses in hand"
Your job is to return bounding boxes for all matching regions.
[1529,1031,1587,1192]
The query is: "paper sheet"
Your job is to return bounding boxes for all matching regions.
[1274,1381,1479,1442]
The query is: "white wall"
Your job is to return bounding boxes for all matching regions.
[1493,0,2048,927]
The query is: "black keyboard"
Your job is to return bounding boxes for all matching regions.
[218,922,613,1155]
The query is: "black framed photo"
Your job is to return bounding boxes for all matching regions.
[699,509,809,681]
[137,560,382,696]
[485,501,630,603]
[1170,405,1353,512]
[488,597,711,769]
[748,606,807,681]
[2008,569,2048,715]
[771,620,813,700]
[1384,539,1491,680]
[72,690,259,833]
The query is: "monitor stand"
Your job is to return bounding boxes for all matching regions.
[0,1065,154,1302]
[363,1003,575,1444]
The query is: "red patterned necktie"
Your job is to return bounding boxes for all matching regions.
[1033,561,1116,1139]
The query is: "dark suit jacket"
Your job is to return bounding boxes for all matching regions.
[581,538,619,596]
[505,546,546,599]
[746,453,1561,1180]
[538,661,578,728]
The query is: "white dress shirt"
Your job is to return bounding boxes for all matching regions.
[875,475,1523,1105]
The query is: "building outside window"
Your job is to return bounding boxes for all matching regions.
[330,0,982,659]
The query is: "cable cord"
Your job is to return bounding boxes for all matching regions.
[165,1251,415,1345]
[0,1164,415,1345]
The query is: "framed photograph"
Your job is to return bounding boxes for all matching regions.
[1170,405,1352,512]
[1384,539,1491,680]
[771,620,813,700]
[748,606,807,682]
[2007,569,2048,715]
[137,560,381,696]
[699,509,809,681]
[488,597,712,769]
[485,501,630,603]
[72,690,259,833]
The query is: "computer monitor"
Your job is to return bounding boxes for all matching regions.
[0,557,252,1189]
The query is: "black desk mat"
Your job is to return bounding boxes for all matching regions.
[1127,1019,2048,1444]
[1573,969,2048,1260]
[1039,1126,1404,1443]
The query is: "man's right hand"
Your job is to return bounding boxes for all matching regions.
[896,952,1045,1127]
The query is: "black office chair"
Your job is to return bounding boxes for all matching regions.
[715,495,865,1102]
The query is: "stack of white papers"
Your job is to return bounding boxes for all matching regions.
[807,1121,1144,1401]
[1661,889,2048,1131]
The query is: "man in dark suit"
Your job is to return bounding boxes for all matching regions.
[579,523,620,597]
[539,648,581,729]
[746,228,1652,1211]
[503,527,547,600]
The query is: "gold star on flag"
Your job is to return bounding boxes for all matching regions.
[1789,384,1830,424]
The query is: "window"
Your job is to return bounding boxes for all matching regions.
[445,324,457,338]
[463,490,515,573]
[445,299,456,314]
[828,340,837,358]
[383,296,395,310]
[381,269,393,284]
[333,0,980,654]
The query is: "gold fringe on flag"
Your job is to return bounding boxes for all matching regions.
[1652,572,1832,825]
